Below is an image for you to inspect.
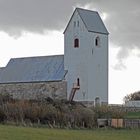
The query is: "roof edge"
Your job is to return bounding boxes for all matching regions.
[63,8,77,34]
[77,8,109,34]
[0,80,64,85]
[88,30,109,35]
[10,54,64,60]
[63,7,90,34]
[76,7,98,14]
[96,12,109,34]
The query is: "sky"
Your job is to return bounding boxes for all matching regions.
[0,0,140,104]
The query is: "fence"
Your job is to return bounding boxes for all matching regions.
[109,119,140,128]
[111,119,123,128]
[124,119,140,128]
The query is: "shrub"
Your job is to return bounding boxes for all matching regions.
[92,105,126,120]
[0,98,96,128]
[0,93,13,104]
[0,106,6,122]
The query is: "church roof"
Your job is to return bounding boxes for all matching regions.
[64,8,109,35]
[0,55,66,84]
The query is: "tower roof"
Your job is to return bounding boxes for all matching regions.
[64,8,109,35]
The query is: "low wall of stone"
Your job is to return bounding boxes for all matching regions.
[0,81,67,100]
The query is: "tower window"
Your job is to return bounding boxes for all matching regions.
[77,78,80,86]
[74,38,79,48]
[74,21,76,27]
[95,37,100,47]
[77,21,79,27]
[95,97,100,106]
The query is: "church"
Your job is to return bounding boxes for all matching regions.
[0,8,109,105]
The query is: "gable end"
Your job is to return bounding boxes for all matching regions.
[64,8,109,35]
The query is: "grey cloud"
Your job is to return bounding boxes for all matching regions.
[87,0,140,69]
[0,0,139,47]
[0,0,140,68]
[112,48,130,70]
[112,60,127,70]
[88,0,140,47]
[0,0,90,35]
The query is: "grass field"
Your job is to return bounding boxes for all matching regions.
[0,125,140,140]
[125,111,140,119]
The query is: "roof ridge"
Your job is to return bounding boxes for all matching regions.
[10,54,64,60]
[76,7,98,13]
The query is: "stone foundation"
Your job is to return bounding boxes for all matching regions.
[0,81,67,100]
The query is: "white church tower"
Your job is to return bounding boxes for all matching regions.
[64,8,109,105]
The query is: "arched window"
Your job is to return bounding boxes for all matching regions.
[95,37,100,47]
[95,97,100,106]
[74,38,79,48]
[77,78,80,86]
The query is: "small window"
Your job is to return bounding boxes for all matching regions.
[74,21,76,27]
[74,38,79,48]
[95,37,100,47]
[95,97,100,106]
[77,78,80,86]
[77,21,79,27]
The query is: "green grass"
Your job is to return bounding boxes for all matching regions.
[125,111,140,119]
[0,125,139,140]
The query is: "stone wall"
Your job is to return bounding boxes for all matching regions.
[0,81,67,100]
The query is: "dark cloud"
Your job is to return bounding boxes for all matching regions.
[88,1,140,49]
[0,0,140,65]
[0,0,90,35]
[86,0,140,69]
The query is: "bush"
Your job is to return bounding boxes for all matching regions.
[0,97,96,128]
[0,93,13,104]
[92,105,126,120]
[72,105,95,128]
[0,106,6,122]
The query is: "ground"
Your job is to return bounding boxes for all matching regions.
[0,125,139,140]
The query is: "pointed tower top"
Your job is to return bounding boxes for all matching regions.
[64,7,109,35]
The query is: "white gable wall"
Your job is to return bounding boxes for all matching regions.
[64,10,89,101]
[64,9,108,104]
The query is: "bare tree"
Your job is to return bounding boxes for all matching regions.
[124,91,140,103]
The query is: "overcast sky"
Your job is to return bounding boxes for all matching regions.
[0,0,140,104]
[0,0,140,56]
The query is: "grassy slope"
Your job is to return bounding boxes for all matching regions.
[0,125,139,140]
